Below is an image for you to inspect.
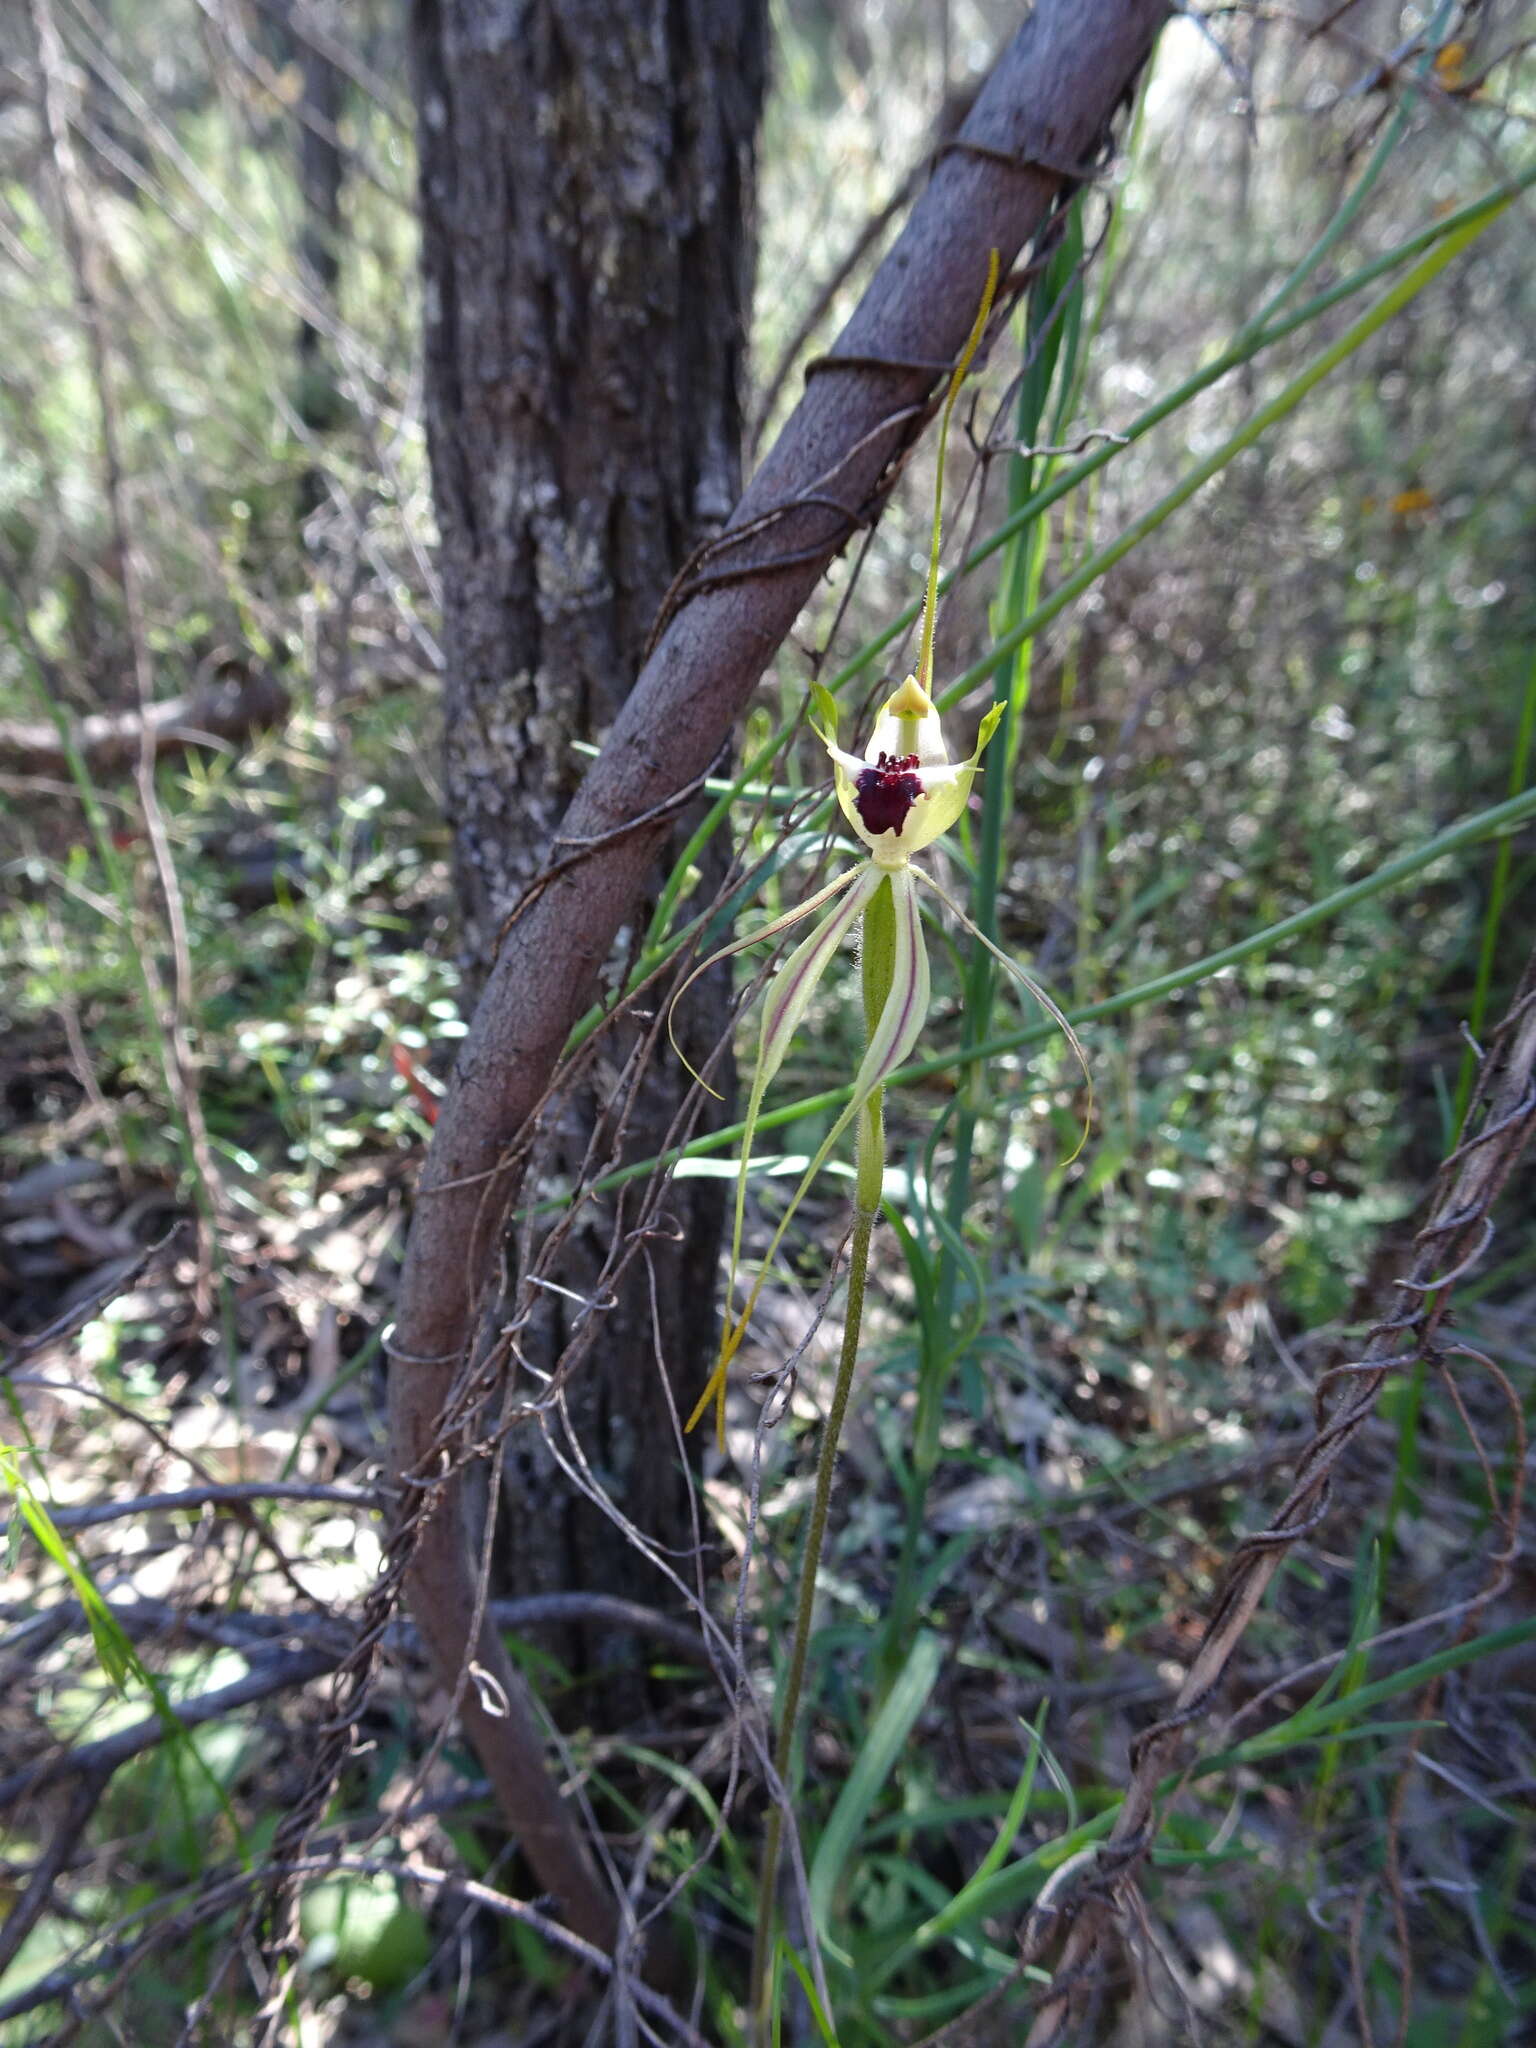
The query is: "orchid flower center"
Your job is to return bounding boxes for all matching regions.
[854,750,924,838]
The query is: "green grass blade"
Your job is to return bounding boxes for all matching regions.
[808,1630,944,1940]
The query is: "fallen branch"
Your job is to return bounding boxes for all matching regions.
[0,663,288,777]
[0,1479,375,1538]
[0,1592,709,1809]
[0,1849,714,2042]
[0,1226,180,1378]
[0,1647,339,1812]
[0,1770,108,1982]
[0,1582,710,1995]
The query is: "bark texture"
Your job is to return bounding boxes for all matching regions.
[293,0,345,515]
[411,0,764,1709]
[392,0,1169,1949]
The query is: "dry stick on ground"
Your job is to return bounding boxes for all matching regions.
[1016,949,1536,2047]
[370,0,1171,1966]
[0,1226,180,1376]
[0,1595,708,1816]
[0,1480,376,1535]
[0,664,289,776]
[9,1373,324,1618]
[0,1648,340,1820]
[1,1852,717,2048]
[0,1772,109,1986]
[3,1589,708,1672]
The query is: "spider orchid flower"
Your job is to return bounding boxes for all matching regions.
[673,249,1086,1450]
[679,673,1085,1448]
[818,671,999,867]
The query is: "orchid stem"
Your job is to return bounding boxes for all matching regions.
[749,879,893,2040]
[749,1199,874,2039]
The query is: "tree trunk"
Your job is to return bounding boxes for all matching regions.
[292,0,346,517]
[411,0,764,1716]
[391,0,1168,1930]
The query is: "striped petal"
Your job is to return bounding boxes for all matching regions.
[668,862,867,1099]
[686,863,881,1446]
[688,867,932,1445]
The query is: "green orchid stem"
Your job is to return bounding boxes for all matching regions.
[749,1201,874,2038]
[750,878,894,2040]
[882,218,1079,1685]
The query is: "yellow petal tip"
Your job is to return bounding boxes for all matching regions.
[684,1368,720,1436]
[885,675,933,721]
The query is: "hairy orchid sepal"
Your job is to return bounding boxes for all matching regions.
[678,859,930,1446]
[811,680,1005,864]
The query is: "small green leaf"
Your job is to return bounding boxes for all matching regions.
[780,1939,841,2046]
[2,1444,135,1691]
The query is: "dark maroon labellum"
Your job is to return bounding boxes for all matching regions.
[855,751,924,837]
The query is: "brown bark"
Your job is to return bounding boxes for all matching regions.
[391,0,1169,1953]
[410,1,764,1724]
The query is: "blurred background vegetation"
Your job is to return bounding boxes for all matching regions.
[1,2,1533,2043]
